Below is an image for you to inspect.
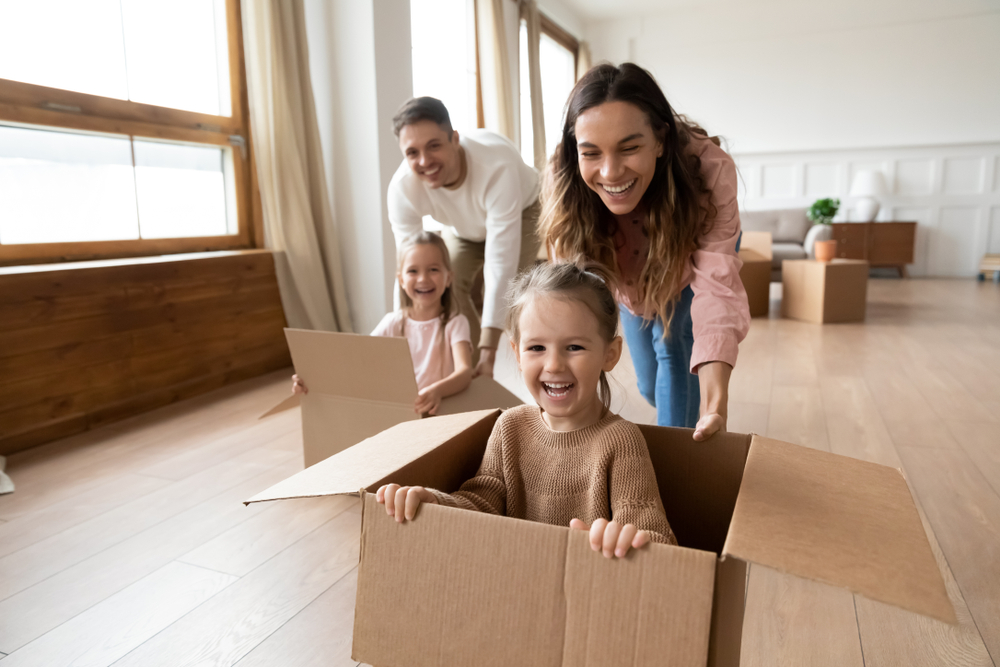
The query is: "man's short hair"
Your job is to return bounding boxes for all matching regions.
[392,96,454,137]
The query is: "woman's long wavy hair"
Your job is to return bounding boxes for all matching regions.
[539,62,717,331]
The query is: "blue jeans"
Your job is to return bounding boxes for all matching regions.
[619,286,699,428]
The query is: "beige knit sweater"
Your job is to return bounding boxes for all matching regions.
[429,405,677,545]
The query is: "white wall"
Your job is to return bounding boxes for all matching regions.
[304,0,413,333]
[734,142,1000,277]
[585,1,1000,153]
[583,0,1000,275]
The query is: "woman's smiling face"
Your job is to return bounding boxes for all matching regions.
[574,100,663,216]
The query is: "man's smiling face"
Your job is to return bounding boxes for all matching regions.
[398,120,462,189]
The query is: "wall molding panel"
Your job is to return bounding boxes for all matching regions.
[733,142,1000,277]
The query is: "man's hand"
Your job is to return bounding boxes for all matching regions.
[472,347,496,379]
[291,374,307,395]
[569,518,650,558]
[376,484,438,522]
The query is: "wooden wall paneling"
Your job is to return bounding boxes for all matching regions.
[0,251,290,455]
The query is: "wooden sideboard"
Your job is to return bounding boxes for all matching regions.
[830,222,917,277]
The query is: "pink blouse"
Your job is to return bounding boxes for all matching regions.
[614,133,750,374]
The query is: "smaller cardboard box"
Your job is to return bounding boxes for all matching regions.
[247,409,955,667]
[739,231,772,317]
[781,259,868,324]
[260,329,522,466]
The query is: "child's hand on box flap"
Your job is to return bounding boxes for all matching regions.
[291,374,308,395]
[414,386,443,415]
[570,518,650,559]
[376,484,439,522]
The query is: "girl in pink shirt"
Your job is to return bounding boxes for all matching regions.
[294,231,473,415]
[539,63,750,436]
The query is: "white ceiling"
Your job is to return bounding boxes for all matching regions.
[559,0,1000,22]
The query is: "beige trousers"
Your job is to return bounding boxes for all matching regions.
[442,199,541,360]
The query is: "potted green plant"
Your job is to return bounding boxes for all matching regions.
[807,198,840,225]
[806,198,840,262]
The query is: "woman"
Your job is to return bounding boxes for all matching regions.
[539,63,750,439]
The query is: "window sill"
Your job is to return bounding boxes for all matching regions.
[0,248,273,277]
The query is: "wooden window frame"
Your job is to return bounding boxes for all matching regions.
[0,0,261,267]
[474,3,580,129]
[539,13,580,80]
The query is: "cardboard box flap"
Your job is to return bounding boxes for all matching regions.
[353,494,718,667]
[740,231,773,261]
[258,393,300,419]
[723,436,956,624]
[739,248,770,264]
[245,409,500,505]
[284,328,416,403]
[435,376,523,415]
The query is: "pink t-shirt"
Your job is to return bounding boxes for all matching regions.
[371,311,472,391]
[613,133,751,374]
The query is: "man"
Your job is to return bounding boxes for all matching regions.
[388,97,540,378]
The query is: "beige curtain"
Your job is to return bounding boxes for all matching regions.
[577,40,592,80]
[241,0,353,333]
[476,0,515,141]
[520,0,546,171]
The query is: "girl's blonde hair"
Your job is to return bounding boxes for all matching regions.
[396,232,457,374]
[505,262,619,414]
[539,63,723,335]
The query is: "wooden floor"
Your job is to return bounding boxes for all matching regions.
[0,278,998,666]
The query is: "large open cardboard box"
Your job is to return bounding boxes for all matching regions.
[248,409,955,667]
[738,231,772,318]
[260,329,522,466]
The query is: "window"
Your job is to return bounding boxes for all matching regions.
[410,0,479,233]
[410,0,478,135]
[0,0,255,266]
[519,14,578,165]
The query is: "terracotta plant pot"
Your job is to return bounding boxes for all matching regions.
[815,239,838,262]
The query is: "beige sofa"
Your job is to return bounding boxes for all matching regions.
[740,208,827,280]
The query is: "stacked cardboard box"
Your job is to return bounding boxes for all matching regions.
[781,259,869,324]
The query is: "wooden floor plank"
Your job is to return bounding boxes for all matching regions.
[0,471,171,559]
[771,322,821,387]
[0,427,297,602]
[741,565,865,667]
[234,568,360,667]
[111,511,362,667]
[854,502,993,667]
[179,495,356,577]
[946,420,1000,497]
[0,279,995,667]
[818,373,993,665]
[766,385,829,452]
[896,445,1000,661]
[0,562,237,667]
[137,404,299,481]
[0,455,300,653]
[727,401,769,436]
[0,372,290,521]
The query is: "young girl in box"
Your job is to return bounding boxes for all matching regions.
[293,231,473,416]
[377,262,676,558]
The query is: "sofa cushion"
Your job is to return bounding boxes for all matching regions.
[772,242,807,269]
[741,208,812,243]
